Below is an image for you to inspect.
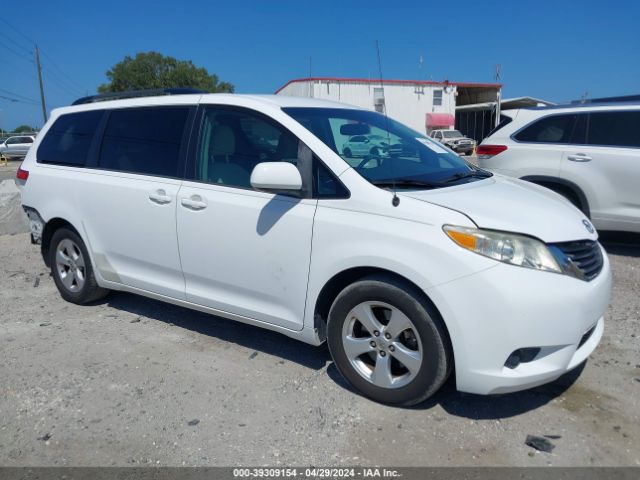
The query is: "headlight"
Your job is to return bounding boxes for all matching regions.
[443,225,561,273]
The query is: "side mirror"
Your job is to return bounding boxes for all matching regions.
[250,162,302,191]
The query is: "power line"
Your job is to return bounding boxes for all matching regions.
[0,29,32,55]
[0,38,33,64]
[41,63,85,96]
[0,87,39,104]
[0,93,39,106]
[40,50,87,93]
[0,16,36,45]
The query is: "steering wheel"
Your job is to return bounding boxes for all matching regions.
[355,155,382,170]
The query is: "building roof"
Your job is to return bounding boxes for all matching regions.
[456,96,555,112]
[275,77,502,94]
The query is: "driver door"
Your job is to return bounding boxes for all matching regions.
[176,106,317,331]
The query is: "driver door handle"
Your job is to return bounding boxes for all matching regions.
[181,196,207,211]
[567,153,592,162]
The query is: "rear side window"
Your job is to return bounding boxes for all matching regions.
[514,114,576,144]
[99,107,190,177]
[586,111,640,148]
[37,110,103,166]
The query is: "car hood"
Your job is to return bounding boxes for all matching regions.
[399,175,598,243]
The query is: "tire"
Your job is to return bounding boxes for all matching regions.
[343,148,353,158]
[49,227,108,304]
[327,274,452,406]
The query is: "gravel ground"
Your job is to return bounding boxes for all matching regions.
[0,186,638,467]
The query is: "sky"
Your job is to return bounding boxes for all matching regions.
[1,0,639,130]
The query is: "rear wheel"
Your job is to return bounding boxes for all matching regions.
[343,148,353,158]
[49,227,108,304]
[327,275,452,406]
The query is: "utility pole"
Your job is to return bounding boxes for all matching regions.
[494,64,502,128]
[34,45,47,123]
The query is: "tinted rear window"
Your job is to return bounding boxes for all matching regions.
[37,110,103,166]
[514,114,576,144]
[98,107,189,177]
[587,110,640,147]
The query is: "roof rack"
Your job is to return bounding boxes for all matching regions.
[71,88,205,105]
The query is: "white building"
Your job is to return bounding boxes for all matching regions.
[276,77,501,137]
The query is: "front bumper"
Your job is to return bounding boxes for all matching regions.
[426,245,612,395]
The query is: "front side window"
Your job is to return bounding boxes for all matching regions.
[194,107,302,190]
[514,114,576,144]
[586,110,640,148]
[37,110,103,166]
[283,107,488,189]
[98,107,189,177]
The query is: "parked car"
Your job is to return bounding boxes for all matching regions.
[430,129,475,155]
[0,135,35,159]
[477,103,640,233]
[342,134,389,157]
[18,91,611,406]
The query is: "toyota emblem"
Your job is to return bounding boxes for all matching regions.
[582,219,595,234]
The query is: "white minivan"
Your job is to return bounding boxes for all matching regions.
[18,90,612,405]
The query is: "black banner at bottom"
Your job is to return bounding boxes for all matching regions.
[0,467,639,480]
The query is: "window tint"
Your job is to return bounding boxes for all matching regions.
[99,107,189,177]
[571,113,588,144]
[38,110,103,166]
[194,107,301,189]
[21,136,34,143]
[587,110,640,147]
[313,158,349,198]
[514,114,576,144]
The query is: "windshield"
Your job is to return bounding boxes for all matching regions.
[283,107,488,188]
[442,130,463,138]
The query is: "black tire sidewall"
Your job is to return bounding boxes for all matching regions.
[49,228,99,304]
[327,278,449,406]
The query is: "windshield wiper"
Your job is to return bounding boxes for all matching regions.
[443,170,493,183]
[371,179,442,189]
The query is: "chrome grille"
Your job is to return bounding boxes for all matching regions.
[550,240,603,281]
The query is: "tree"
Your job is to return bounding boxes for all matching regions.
[13,124,37,134]
[98,51,234,94]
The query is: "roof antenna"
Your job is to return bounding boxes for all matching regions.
[375,40,399,207]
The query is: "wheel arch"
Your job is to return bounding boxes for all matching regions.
[41,217,81,268]
[313,267,453,357]
[520,175,591,218]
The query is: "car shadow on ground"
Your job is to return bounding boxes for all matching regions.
[103,292,331,371]
[102,291,584,419]
[327,362,586,419]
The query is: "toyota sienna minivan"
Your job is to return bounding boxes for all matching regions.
[18,90,612,405]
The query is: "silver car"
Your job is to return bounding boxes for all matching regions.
[0,135,35,159]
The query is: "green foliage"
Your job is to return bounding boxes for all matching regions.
[98,51,234,94]
[13,124,37,134]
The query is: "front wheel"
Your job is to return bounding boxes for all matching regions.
[327,275,452,406]
[49,227,109,304]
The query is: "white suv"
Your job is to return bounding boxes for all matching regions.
[18,91,611,405]
[477,103,640,233]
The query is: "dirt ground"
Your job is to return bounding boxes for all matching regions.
[0,171,638,466]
